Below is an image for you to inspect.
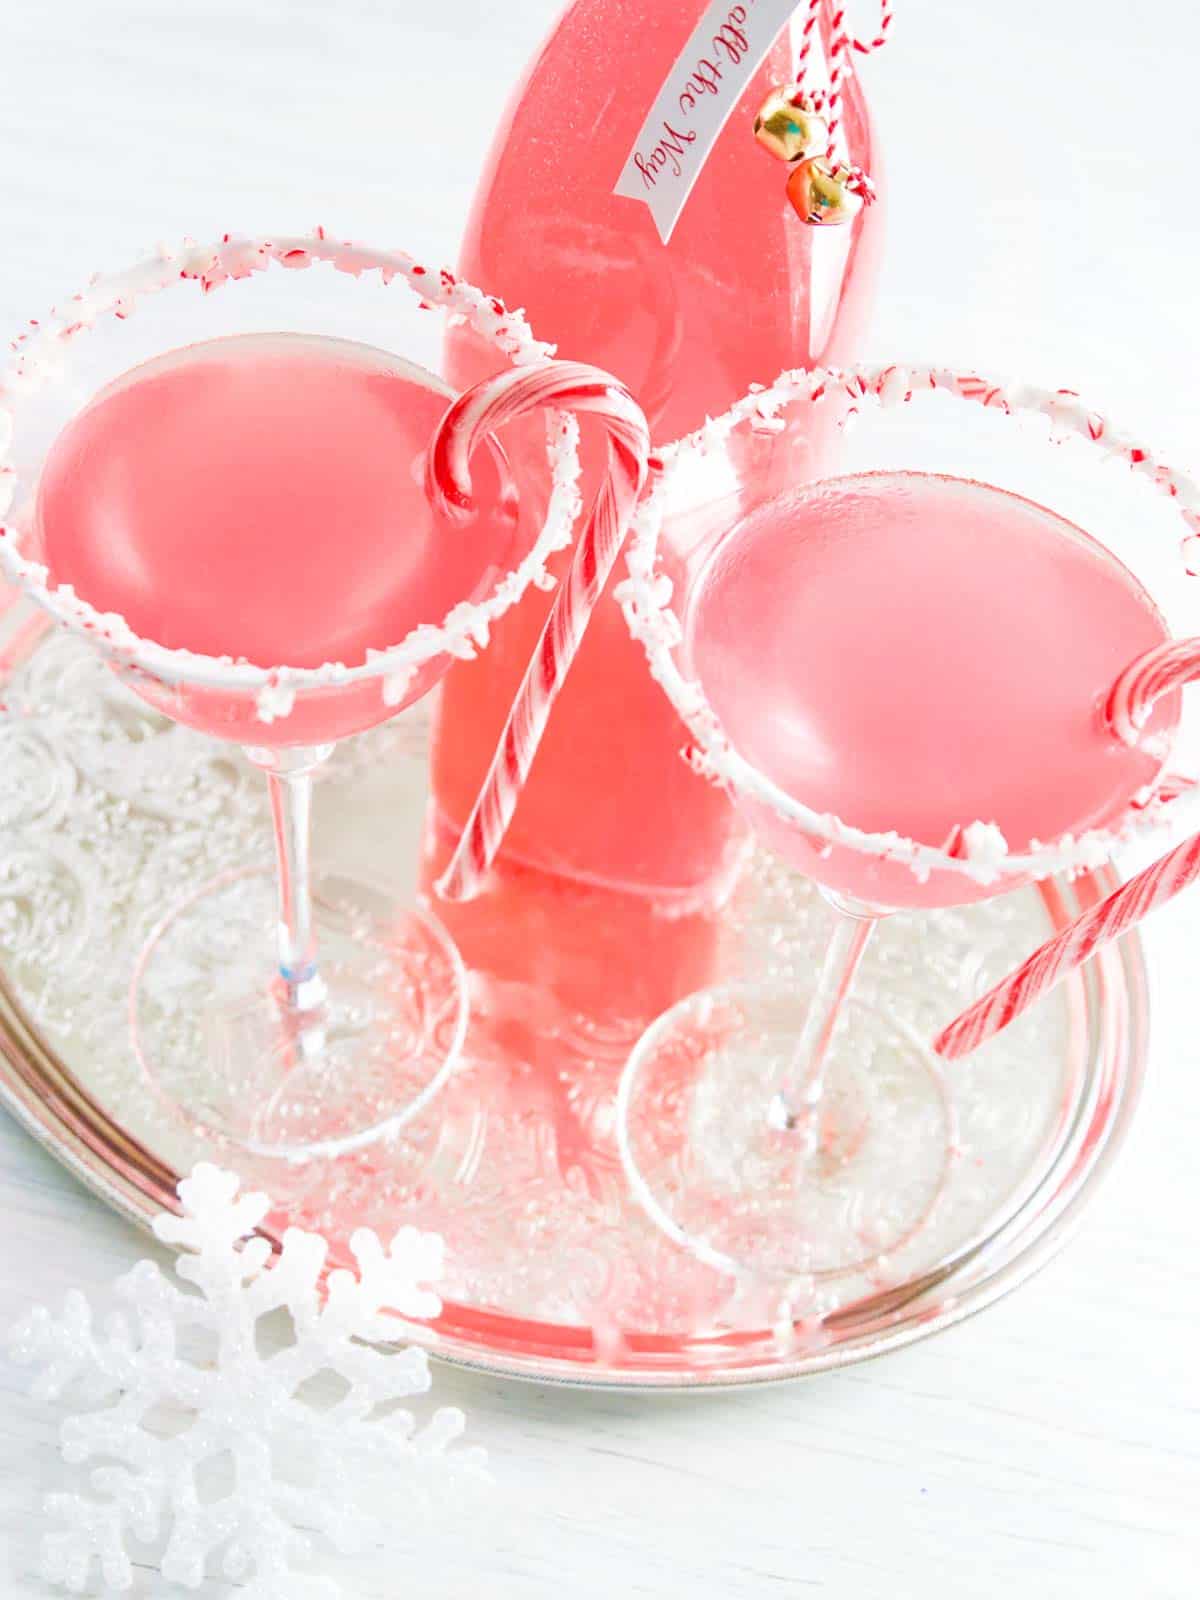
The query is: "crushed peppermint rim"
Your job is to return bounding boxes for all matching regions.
[616,362,1200,887]
[0,232,583,724]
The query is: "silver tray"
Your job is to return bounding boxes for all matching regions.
[0,601,1149,1388]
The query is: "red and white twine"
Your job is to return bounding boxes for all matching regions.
[823,7,853,155]
[796,0,892,166]
[795,0,824,80]
[427,361,651,903]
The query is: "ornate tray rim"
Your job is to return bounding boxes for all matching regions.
[0,863,1150,1392]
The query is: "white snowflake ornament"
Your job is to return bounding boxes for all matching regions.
[10,1164,487,1597]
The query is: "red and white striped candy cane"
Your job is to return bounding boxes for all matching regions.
[935,628,1200,1058]
[934,828,1200,1060]
[1107,634,1200,745]
[426,360,651,902]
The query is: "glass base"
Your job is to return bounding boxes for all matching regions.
[130,866,468,1161]
[617,980,956,1283]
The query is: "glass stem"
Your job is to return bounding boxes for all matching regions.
[771,895,884,1137]
[244,743,335,1011]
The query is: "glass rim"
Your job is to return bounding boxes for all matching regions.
[0,231,583,726]
[617,360,1200,888]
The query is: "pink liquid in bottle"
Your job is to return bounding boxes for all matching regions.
[431,0,883,900]
[687,472,1179,908]
[35,333,518,746]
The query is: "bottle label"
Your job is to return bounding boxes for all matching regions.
[613,0,798,243]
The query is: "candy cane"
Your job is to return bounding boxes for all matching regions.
[1107,635,1200,745]
[426,361,651,902]
[936,631,1200,1058]
[934,829,1200,1059]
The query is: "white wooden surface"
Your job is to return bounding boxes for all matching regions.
[1,2,1198,1594]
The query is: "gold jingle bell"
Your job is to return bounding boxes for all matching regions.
[786,156,866,226]
[753,84,828,164]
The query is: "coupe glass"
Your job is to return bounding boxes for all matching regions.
[0,233,588,1161]
[615,363,1200,1284]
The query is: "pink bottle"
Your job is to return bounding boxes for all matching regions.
[428,0,882,906]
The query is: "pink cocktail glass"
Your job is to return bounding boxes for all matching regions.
[0,233,601,1161]
[615,363,1200,1283]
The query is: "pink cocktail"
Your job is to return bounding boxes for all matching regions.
[35,333,519,747]
[616,364,1197,1283]
[0,234,603,1161]
[687,471,1176,909]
